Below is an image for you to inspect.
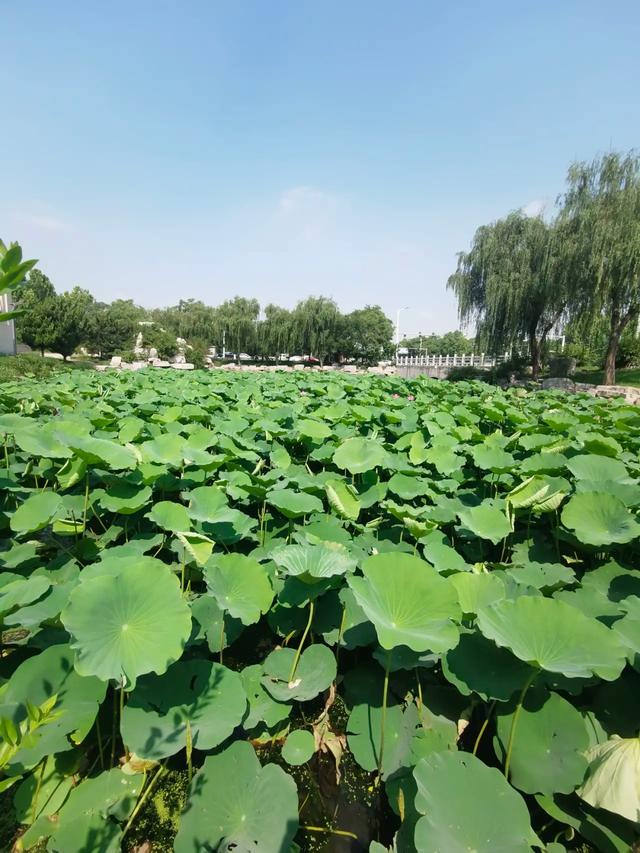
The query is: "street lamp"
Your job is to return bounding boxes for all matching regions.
[395,307,410,349]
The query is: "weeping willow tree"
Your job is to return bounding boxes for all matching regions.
[558,151,640,385]
[447,211,569,378]
[290,296,341,365]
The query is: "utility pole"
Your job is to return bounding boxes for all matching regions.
[395,307,409,351]
[222,329,226,359]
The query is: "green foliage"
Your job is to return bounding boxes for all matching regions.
[142,325,178,359]
[0,369,638,851]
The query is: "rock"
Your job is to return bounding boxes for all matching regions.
[542,377,575,391]
[172,354,187,364]
[595,385,640,404]
[150,359,171,368]
[548,357,577,377]
[148,347,158,359]
[170,362,194,370]
[110,356,122,367]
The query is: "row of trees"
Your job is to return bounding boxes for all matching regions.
[399,330,475,356]
[448,150,640,384]
[14,275,395,365]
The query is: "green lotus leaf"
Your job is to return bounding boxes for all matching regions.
[322,586,376,649]
[61,558,192,688]
[347,702,420,780]
[577,735,640,823]
[46,768,143,853]
[348,553,461,653]
[10,491,62,534]
[15,426,72,459]
[450,571,505,616]
[240,664,291,730]
[262,644,336,702]
[272,542,356,584]
[325,478,361,521]
[204,553,273,624]
[14,753,79,826]
[174,741,298,853]
[567,454,628,482]
[477,597,627,680]
[561,492,640,546]
[190,594,244,653]
[472,444,515,472]
[298,418,331,440]
[185,484,227,522]
[421,531,472,574]
[59,432,137,470]
[333,437,387,474]
[97,483,152,515]
[423,446,462,475]
[443,630,534,701]
[139,433,185,467]
[495,690,590,794]
[457,501,511,544]
[413,751,537,852]
[282,729,315,765]
[267,488,323,518]
[0,574,52,615]
[146,500,191,533]
[387,473,431,500]
[0,644,106,769]
[174,531,214,566]
[120,659,246,759]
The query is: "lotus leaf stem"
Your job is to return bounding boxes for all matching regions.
[185,718,193,784]
[376,649,392,783]
[110,687,118,767]
[219,610,226,664]
[31,758,46,824]
[288,599,315,683]
[82,474,89,530]
[334,602,347,671]
[122,763,167,840]
[504,669,538,779]
[301,825,358,841]
[472,700,496,756]
[96,716,105,770]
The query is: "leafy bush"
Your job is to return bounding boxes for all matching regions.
[187,339,209,370]
[0,370,637,852]
[446,366,486,382]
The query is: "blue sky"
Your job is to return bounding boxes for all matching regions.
[2,1,639,335]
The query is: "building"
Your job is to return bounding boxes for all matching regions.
[0,293,16,356]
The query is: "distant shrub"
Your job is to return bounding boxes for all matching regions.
[447,366,486,382]
[188,339,209,370]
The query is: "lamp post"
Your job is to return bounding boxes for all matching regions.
[395,307,410,351]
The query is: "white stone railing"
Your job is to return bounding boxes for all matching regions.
[395,352,509,368]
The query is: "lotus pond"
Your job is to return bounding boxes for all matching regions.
[0,368,639,852]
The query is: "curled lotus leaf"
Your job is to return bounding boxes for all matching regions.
[477,596,627,680]
[577,735,640,823]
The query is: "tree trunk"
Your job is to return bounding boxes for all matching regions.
[603,304,638,385]
[529,335,541,380]
[40,346,45,357]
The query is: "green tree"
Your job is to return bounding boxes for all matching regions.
[343,305,394,364]
[49,287,95,360]
[142,325,178,360]
[86,299,144,359]
[14,269,57,356]
[448,211,568,379]
[215,297,260,361]
[558,151,640,385]
[291,296,340,365]
[258,304,293,361]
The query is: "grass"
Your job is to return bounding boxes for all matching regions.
[0,354,95,383]
[572,366,640,387]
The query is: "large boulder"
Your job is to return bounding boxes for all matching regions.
[542,377,575,392]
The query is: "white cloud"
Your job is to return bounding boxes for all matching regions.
[522,198,546,218]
